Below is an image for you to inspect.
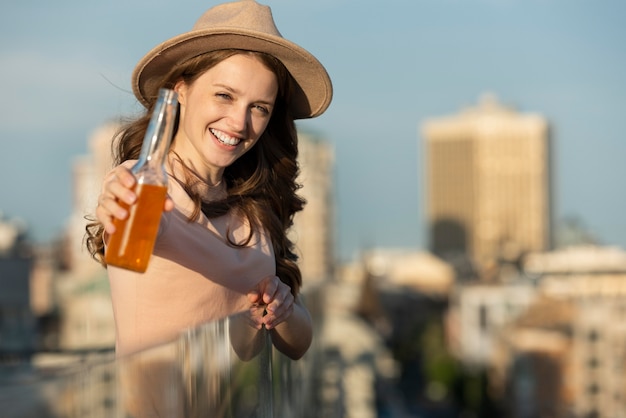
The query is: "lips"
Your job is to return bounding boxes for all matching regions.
[210,128,241,146]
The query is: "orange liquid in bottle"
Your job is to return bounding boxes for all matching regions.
[104,183,168,273]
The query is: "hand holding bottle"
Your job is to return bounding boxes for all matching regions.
[99,88,178,273]
[96,161,175,236]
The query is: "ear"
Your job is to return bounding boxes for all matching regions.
[174,80,187,106]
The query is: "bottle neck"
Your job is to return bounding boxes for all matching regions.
[133,89,179,181]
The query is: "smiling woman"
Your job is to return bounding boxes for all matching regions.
[84,0,332,360]
[82,1,332,415]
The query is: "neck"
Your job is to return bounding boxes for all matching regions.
[166,155,226,200]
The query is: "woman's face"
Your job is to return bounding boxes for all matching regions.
[173,53,278,181]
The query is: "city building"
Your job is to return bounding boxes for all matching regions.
[452,245,626,417]
[67,122,116,275]
[340,248,455,297]
[0,215,37,358]
[446,279,537,370]
[525,245,626,417]
[56,122,119,350]
[421,94,552,277]
[291,130,336,285]
[493,294,575,417]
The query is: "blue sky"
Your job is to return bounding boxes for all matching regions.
[1,0,625,261]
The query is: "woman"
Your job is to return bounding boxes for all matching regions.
[85,0,332,361]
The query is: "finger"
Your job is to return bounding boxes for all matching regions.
[265,281,292,312]
[247,290,261,304]
[102,167,137,206]
[120,159,138,172]
[264,303,294,330]
[96,185,133,221]
[164,196,175,212]
[106,163,136,188]
[116,167,137,189]
[95,203,117,235]
[96,168,136,233]
[267,294,293,321]
[103,164,135,188]
[261,277,280,304]
[247,305,266,329]
[107,165,137,198]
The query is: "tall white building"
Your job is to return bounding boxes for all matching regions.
[58,122,119,350]
[292,130,336,286]
[421,94,552,275]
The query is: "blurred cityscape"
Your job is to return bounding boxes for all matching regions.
[2,94,625,417]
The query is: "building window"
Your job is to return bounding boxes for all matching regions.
[479,304,488,332]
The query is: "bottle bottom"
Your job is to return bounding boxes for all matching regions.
[104,183,167,273]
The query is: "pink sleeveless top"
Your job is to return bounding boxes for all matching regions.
[107,180,275,356]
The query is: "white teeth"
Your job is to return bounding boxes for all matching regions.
[210,128,240,146]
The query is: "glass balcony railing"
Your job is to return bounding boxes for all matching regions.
[0,287,325,418]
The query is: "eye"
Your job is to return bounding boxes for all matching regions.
[216,92,232,101]
[253,104,270,116]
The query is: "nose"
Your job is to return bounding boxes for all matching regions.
[227,104,249,134]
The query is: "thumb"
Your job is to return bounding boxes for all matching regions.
[247,289,261,304]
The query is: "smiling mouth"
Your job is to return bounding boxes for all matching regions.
[210,128,241,146]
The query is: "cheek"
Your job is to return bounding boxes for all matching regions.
[180,107,205,132]
[252,118,271,140]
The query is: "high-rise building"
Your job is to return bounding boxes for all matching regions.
[67,122,117,274]
[56,122,119,350]
[291,130,336,285]
[421,94,551,276]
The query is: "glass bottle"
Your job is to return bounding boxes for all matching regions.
[104,88,178,273]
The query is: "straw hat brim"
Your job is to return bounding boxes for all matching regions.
[132,28,333,119]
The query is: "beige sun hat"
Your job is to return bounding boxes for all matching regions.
[132,0,333,119]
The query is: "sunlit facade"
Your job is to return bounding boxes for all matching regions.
[422,94,552,275]
[291,130,335,286]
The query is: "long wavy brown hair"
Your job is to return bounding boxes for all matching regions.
[85,49,305,295]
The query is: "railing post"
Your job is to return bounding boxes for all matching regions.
[258,329,274,417]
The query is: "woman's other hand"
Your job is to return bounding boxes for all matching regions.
[247,275,294,330]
